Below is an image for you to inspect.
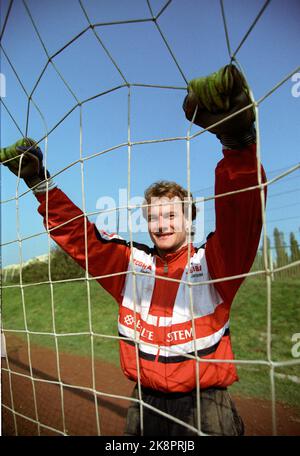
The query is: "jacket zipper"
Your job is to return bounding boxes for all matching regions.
[155,317,160,362]
[163,261,168,275]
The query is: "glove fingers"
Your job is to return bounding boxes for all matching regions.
[16,145,43,159]
[228,65,252,102]
[183,91,201,122]
[18,152,40,178]
[4,152,40,178]
[188,67,231,114]
[4,148,30,173]
[183,63,255,134]
[0,147,21,163]
[16,146,32,153]
[186,64,252,114]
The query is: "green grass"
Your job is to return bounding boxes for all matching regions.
[2,275,300,409]
[2,279,120,366]
[230,276,300,408]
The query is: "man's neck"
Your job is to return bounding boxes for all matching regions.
[155,241,189,259]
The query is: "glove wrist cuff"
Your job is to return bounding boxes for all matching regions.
[31,177,57,194]
[24,169,57,193]
[217,124,256,149]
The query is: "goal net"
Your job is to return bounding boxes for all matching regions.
[1,0,300,436]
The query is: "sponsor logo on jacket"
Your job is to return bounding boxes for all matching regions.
[123,314,194,344]
[187,264,203,278]
[133,258,152,272]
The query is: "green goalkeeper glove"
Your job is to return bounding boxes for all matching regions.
[0,138,54,192]
[183,64,256,148]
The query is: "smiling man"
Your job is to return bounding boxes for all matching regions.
[145,183,195,257]
[1,64,266,436]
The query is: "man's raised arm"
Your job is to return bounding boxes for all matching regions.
[183,64,267,303]
[0,139,130,302]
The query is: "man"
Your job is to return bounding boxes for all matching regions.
[1,65,266,436]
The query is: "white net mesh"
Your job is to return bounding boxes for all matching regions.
[1,0,300,436]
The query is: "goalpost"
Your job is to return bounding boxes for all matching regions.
[1,0,300,436]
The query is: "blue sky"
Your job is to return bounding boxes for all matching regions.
[1,0,300,267]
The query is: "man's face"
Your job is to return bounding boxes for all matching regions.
[147,196,188,256]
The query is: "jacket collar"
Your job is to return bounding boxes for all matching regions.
[154,243,195,264]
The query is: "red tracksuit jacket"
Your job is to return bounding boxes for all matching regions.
[35,144,266,393]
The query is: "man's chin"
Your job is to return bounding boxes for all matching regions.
[154,236,174,249]
[155,240,183,255]
[157,244,173,252]
[151,234,187,256]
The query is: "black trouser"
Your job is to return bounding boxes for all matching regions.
[124,385,244,436]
